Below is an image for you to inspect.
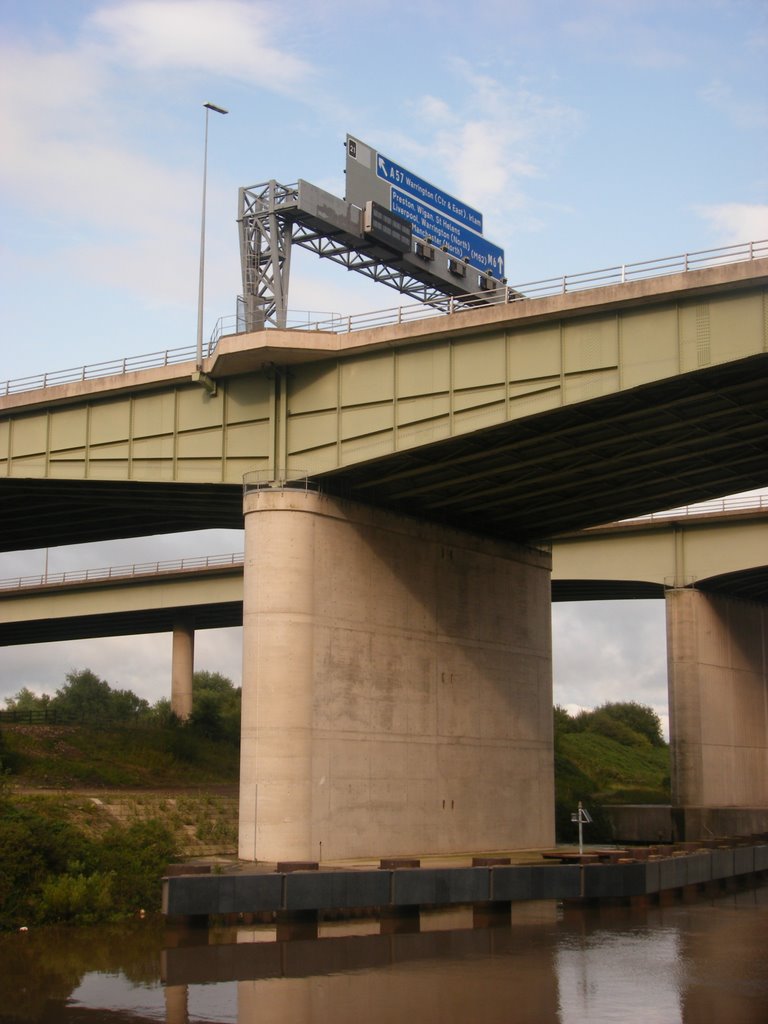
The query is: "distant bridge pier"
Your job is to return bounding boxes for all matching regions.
[237,488,554,863]
[667,588,768,838]
[171,618,195,720]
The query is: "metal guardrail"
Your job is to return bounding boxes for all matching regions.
[2,240,765,398]
[1,496,766,595]
[303,239,768,334]
[619,494,768,523]
[0,344,204,397]
[209,309,342,347]
[0,551,244,593]
[242,468,316,494]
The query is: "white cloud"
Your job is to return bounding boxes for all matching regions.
[0,2,319,318]
[695,203,768,244]
[88,0,312,93]
[700,79,768,130]
[0,41,202,309]
[406,63,580,231]
[552,600,669,734]
[560,3,689,70]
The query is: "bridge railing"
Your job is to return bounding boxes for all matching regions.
[304,239,768,333]
[242,468,317,494]
[0,344,208,396]
[0,551,244,593]
[619,493,768,524]
[1,239,765,398]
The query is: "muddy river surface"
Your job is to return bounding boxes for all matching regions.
[1,884,767,1023]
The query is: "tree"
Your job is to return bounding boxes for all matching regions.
[51,670,113,720]
[4,687,50,713]
[50,669,149,723]
[189,671,241,743]
[554,701,666,748]
[553,705,574,734]
[594,701,665,747]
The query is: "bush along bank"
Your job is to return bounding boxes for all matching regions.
[0,791,177,931]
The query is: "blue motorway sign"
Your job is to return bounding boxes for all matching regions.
[391,188,505,278]
[376,154,483,234]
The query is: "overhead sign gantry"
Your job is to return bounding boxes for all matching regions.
[237,135,508,330]
[345,135,505,281]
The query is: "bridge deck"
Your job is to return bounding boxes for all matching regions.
[1,258,767,552]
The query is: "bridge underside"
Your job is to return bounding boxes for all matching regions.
[0,601,243,646]
[322,354,768,540]
[552,565,768,603]
[0,478,242,552]
[3,354,767,553]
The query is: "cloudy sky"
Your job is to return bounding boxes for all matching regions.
[1,1,766,731]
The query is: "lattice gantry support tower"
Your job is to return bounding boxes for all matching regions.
[238,181,295,330]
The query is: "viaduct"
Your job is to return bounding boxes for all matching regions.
[2,254,767,860]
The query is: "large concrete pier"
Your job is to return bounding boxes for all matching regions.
[667,589,768,812]
[238,489,553,863]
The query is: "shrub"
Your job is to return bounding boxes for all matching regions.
[39,871,115,924]
[0,802,94,929]
[0,800,177,929]
[97,819,177,914]
[587,709,647,747]
[596,701,665,747]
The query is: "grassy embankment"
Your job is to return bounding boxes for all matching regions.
[0,722,240,930]
[554,703,671,842]
[0,703,671,927]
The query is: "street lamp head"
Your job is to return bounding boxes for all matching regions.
[204,102,228,115]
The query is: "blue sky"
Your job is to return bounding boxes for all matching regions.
[0,0,766,721]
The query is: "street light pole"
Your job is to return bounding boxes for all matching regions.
[196,102,228,371]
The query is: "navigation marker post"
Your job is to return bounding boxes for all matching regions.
[571,802,593,855]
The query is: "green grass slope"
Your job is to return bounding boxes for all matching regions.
[2,723,239,789]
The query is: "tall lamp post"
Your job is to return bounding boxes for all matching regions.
[196,102,228,371]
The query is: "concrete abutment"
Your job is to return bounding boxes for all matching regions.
[238,489,554,862]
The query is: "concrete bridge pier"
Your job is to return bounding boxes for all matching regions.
[237,488,555,863]
[171,618,195,720]
[667,588,768,838]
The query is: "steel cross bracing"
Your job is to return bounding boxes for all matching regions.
[238,181,296,329]
[237,180,504,329]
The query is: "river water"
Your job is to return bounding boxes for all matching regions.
[1,884,766,1023]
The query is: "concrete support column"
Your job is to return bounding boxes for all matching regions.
[171,619,195,721]
[238,491,315,861]
[238,488,554,864]
[666,588,768,810]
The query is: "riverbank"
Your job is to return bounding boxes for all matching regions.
[0,786,237,931]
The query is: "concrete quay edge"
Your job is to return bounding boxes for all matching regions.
[162,841,768,919]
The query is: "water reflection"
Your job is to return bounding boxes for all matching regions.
[0,921,164,1023]
[557,924,683,1022]
[1,887,766,1023]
